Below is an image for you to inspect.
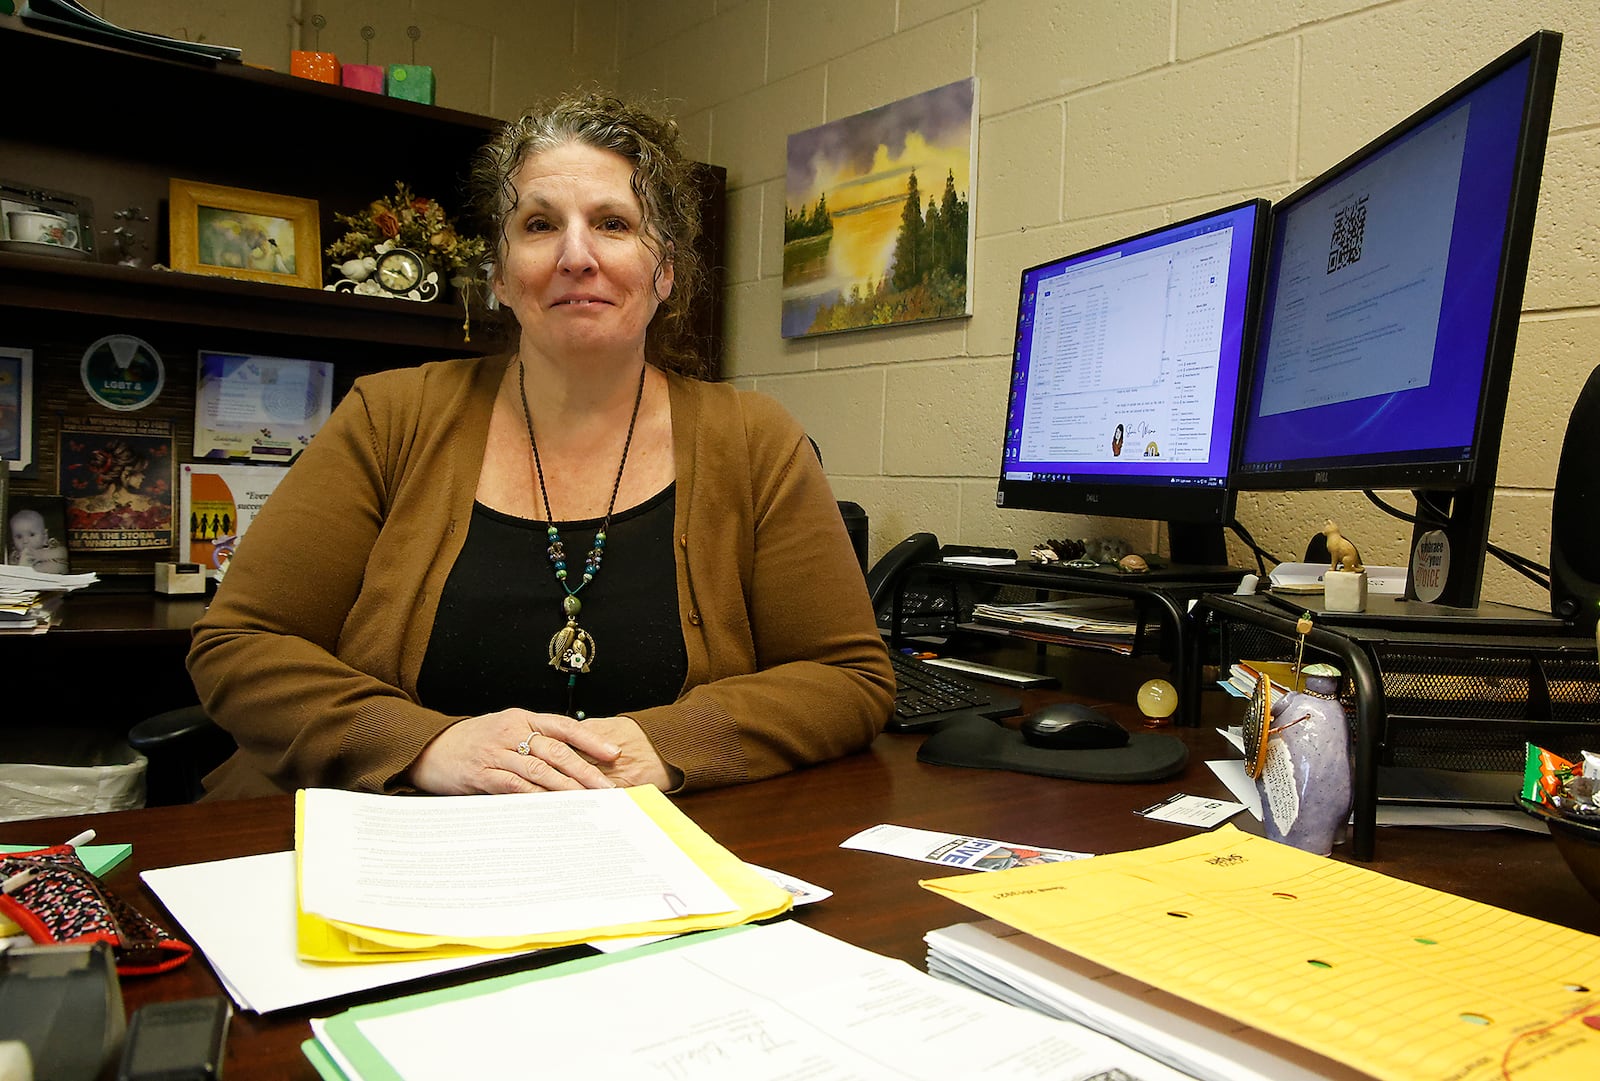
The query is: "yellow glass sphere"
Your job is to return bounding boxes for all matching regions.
[1137,678,1179,725]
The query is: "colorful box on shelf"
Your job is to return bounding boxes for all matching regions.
[385,64,434,104]
[290,50,340,84]
[341,64,384,93]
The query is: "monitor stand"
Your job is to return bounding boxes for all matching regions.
[1039,561,1248,586]
[1140,520,1249,584]
[1026,521,1247,586]
[1263,591,1567,634]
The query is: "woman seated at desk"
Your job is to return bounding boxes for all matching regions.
[187,92,892,800]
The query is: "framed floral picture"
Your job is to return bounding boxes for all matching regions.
[169,179,322,289]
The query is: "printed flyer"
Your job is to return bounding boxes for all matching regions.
[839,824,1088,870]
[180,462,288,574]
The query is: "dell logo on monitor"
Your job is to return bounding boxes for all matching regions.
[1314,471,1330,483]
[1086,493,1100,503]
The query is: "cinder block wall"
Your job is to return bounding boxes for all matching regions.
[618,0,1600,613]
[95,0,1600,612]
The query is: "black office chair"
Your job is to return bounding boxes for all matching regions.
[128,705,235,806]
[1304,531,1332,565]
[838,500,869,572]
[806,435,870,574]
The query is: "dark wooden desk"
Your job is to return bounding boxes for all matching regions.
[44,589,208,645]
[6,587,205,732]
[13,726,1600,1080]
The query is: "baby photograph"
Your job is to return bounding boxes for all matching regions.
[6,494,69,574]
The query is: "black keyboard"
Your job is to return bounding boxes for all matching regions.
[888,651,1023,733]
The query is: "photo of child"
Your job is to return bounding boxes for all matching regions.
[6,496,69,574]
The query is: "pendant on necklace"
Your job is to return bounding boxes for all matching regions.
[518,356,644,695]
[549,610,596,674]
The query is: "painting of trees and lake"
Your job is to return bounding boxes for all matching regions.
[783,78,976,338]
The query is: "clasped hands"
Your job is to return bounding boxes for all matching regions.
[410,708,673,795]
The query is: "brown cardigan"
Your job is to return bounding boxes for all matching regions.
[188,355,893,798]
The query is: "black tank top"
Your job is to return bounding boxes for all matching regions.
[418,485,688,719]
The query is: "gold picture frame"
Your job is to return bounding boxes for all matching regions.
[169,179,321,289]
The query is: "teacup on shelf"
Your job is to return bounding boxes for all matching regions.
[6,209,79,249]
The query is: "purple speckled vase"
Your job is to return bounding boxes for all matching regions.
[1255,666,1352,855]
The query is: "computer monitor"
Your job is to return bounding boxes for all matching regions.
[1234,31,1562,614]
[996,199,1270,573]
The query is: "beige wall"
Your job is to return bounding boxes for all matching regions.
[96,0,1600,611]
[614,0,1600,613]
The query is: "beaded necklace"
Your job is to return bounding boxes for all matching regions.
[517,356,647,717]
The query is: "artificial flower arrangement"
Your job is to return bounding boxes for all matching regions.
[324,182,487,301]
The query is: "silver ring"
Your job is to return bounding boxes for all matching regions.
[516,728,541,755]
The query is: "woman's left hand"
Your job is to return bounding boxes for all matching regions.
[576,715,680,791]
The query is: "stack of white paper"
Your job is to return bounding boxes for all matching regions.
[143,852,545,1014]
[143,826,828,1014]
[305,921,1207,1081]
[0,566,97,591]
[926,921,1370,1081]
[1267,562,1407,595]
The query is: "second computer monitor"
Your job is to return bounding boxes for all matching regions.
[996,199,1269,565]
[1233,31,1560,609]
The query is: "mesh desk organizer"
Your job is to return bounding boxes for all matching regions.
[883,559,1232,728]
[1200,592,1600,859]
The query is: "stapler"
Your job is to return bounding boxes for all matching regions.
[0,942,125,1081]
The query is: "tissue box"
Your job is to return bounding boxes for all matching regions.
[342,64,385,93]
[385,64,435,104]
[154,562,206,595]
[290,50,341,85]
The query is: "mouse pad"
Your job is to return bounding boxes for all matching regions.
[916,715,1188,782]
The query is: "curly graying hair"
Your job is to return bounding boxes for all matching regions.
[468,91,706,376]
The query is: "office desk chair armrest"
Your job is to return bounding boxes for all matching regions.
[128,705,218,751]
[128,706,235,805]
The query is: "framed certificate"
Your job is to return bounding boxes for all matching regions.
[193,350,333,461]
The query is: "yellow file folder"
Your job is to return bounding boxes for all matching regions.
[294,786,791,963]
[923,825,1600,1080]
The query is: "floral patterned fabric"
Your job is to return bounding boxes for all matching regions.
[0,845,190,975]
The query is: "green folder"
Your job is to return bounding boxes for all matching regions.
[0,843,132,877]
[307,927,748,1081]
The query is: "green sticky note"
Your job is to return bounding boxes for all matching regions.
[0,843,132,877]
[385,64,435,104]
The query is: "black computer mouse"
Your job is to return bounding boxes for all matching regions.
[1019,703,1130,750]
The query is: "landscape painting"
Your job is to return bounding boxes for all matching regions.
[783,78,976,338]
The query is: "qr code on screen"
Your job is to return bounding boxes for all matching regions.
[1326,195,1369,274]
